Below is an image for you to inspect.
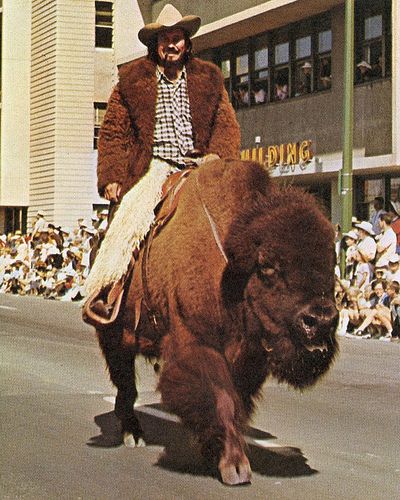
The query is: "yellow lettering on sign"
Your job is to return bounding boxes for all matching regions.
[267,146,279,168]
[241,140,313,169]
[299,140,313,162]
[258,147,264,163]
[286,142,298,165]
[241,149,250,160]
[279,144,285,165]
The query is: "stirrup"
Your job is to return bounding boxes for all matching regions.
[82,282,124,329]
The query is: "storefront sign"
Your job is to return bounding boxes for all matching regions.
[240,140,314,173]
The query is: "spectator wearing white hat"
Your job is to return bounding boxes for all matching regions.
[355,221,377,263]
[386,254,400,284]
[60,268,84,302]
[31,210,47,241]
[375,213,397,268]
[357,60,372,83]
[297,61,312,95]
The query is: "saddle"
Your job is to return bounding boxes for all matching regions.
[82,168,193,330]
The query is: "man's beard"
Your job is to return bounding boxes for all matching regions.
[159,49,186,68]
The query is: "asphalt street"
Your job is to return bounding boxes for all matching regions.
[0,293,399,499]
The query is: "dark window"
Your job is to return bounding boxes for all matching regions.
[5,207,27,234]
[355,0,391,83]
[96,1,113,48]
[233,50,250,108]
[94,102,107,149]
[221,57,232,95]
[273,41,290,101]
[294,35,313,96]
[317,30,332,90]
[252,43,269,105]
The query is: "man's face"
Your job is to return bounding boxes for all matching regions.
[389,262,399,273]
[157,28,186,66]
[358,229,366,240]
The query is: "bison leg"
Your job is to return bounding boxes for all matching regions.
[96,328,145,447]
[159,339,251,485]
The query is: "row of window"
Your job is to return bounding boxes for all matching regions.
[198,0,391,109]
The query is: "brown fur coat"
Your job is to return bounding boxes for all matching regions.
[97,57,241,197]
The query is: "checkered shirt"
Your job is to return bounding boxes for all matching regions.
[152,66,194,167]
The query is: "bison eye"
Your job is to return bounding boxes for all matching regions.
[258,253,280,280]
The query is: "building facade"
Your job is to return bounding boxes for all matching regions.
[0,0,398,232]
[0,0,144,233]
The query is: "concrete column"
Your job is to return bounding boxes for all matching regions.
[0,0,31,207]
[114,0,146,64]
[393,0,400,165]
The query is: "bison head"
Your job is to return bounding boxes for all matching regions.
[222,182,338,389]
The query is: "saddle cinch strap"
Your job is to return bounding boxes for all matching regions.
[82,168,193,330]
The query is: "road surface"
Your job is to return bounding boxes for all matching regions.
[0,294,399,499]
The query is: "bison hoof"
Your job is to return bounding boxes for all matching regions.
[123,432,146,448]
[219,456,252,486]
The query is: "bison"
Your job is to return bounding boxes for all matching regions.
[94,159,338,485]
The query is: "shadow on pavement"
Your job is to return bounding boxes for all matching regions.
[87,404,317,479]
[87,411,123,447]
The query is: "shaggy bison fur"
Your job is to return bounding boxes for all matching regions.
[96,159,339,485]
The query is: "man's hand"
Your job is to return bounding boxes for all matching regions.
[104,182,121,202]
[183,153,220,167]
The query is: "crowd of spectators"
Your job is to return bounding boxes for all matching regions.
[335,198,400,342]
[0,209,108,302]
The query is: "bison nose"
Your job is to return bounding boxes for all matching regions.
[295,301,338,341]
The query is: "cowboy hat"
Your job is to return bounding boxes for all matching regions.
[355,221,375,235]
[138,4,201,46]
[357,60,372,70]
[343,230,358,241]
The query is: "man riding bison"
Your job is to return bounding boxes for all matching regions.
[83,5,339,486]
